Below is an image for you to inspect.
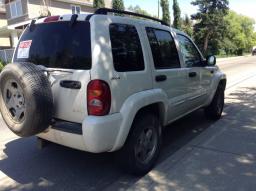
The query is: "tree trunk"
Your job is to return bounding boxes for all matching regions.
[203,32,211,55]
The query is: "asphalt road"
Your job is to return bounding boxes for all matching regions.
[0,56,256,191]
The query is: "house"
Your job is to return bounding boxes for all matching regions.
[1,0,112,49]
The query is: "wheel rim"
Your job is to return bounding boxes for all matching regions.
[3,79,25,122]
[134,126,158,164]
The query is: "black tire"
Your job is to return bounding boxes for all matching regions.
[0,62,53,137]
[117,112,162,175]
[204,85,225,120]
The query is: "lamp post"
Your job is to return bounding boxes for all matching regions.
[158,0,160,19]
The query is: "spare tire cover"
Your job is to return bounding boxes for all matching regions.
[0,62,53,137]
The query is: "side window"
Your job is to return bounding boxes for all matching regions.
[109,24,145,72]
[177,35,202,67]
[146,28,180,69]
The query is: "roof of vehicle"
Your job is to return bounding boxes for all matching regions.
[33,8,188,37]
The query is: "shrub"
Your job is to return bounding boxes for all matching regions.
[0,60,6,72]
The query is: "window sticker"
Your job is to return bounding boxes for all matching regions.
[17,40,32,59]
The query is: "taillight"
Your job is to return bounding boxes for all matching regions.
[87,80,111,116]
[44,16,60,23]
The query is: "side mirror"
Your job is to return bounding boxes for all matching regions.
[206,55,216,66]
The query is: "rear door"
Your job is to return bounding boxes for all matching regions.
[13,21,92,123]
[145,27,188,122]
[89,16,153,114]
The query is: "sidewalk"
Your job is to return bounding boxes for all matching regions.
[127,76,256,191]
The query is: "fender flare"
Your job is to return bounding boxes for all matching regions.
[206,71,227,106]
[110,89,168,151]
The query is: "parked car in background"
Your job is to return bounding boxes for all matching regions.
[252,47,256,56]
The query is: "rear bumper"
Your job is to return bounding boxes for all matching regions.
[37,113,122,153]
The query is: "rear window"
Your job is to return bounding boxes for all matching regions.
[14,21,91,70]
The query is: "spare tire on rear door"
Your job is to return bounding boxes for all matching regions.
[0,62,53,137]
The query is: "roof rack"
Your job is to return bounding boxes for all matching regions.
[94,8,169,26]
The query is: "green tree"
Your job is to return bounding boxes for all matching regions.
[112,0,124,11]
[128,5,151,17]
[191,0,229,55]
[222,11,256,55]
[181,14,193,36]
[0,59,6,72]
[173,0,181,29]
[161,0,170,25]
[93,0,105,8]
[252,33,256,49]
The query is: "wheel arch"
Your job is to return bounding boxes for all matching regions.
[205,73,227,107]
[110,89,168,151]
[218,78,227,91]
[134,102,166,126]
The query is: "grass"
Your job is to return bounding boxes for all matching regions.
[0,60,6,72]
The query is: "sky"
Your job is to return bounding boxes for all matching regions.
[124,0,256,23]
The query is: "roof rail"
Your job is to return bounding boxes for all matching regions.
[94,8,169,26]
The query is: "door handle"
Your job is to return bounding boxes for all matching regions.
[189,72,197,78]
[155,75,167,82]
[60,80,81,89]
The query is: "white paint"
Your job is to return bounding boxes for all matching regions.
[15,13,226,153]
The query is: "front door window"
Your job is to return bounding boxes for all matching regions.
[177,35,202,67]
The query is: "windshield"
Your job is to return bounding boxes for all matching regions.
[13,21,91,70]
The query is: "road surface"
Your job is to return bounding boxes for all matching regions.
[0,56,255,191]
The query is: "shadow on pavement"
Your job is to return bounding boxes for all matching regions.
[0,137,123,191]
[2,94,248,190]
[129,87,256,191]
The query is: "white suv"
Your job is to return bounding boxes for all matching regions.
[0,9,226,175]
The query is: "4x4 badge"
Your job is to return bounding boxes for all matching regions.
[111,76,121,80]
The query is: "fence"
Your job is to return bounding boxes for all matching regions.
[0,49,15,63]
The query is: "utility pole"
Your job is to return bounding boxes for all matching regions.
[40,0,51,16]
